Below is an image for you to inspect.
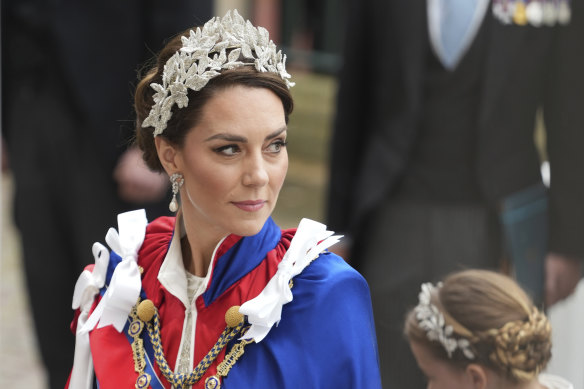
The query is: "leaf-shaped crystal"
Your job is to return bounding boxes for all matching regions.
[413,282,475,361]
[142,9,294,135]
[184,74,208,91]
[257,26,269,46]
[213,41,230,53]
[197,56,210,74]
[228,48,242,63]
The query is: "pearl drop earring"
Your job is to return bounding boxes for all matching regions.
[169,173,184,212]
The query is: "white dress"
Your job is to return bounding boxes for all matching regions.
[547,279,584,388]
[539,373,574,389]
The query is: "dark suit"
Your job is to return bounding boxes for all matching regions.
[327,1,584,387]
[1,2,211,388]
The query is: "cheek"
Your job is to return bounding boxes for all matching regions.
[442,367,469,389]
[186,161,235,201]
[271,156,288,191]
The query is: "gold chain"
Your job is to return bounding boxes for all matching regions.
[128,305,152,389]
[129,299,253,389]
[204,338,254,389]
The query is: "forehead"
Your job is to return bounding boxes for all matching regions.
[194,86,286,137]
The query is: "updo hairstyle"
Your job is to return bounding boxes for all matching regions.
[405,269,552,383]
[134,28,294,172]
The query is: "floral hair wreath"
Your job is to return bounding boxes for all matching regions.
[142,9,295,137]
[414,282,475,360]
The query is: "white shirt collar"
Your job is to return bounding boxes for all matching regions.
[539,374,575,389]
[157,213,226,307]
[427,0,490,70]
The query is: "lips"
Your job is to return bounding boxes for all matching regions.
[231,200,266,212]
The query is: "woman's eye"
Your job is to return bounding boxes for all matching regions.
[214,144,240,156]
[265,140,288,153]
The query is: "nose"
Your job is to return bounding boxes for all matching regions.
[242,152,269,187]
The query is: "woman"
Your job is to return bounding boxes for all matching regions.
[405,269,573,389]
[67,10,381,389]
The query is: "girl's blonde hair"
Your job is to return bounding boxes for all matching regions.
[405,269,551,383]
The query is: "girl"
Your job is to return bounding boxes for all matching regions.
[405,269,573,389]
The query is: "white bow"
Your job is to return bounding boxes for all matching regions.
[68,242,110,389]
[81,209,148,332]
[69,209,147,389]
[239,218,342,342]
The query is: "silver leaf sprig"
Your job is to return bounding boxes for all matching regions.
[142,9,295,136]
[414,282,475,360]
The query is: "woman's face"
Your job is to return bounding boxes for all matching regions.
[410,341,474,389]
[173,85,288,238]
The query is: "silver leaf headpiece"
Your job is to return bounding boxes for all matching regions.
[414,282,475,360]
[142,9,295,136]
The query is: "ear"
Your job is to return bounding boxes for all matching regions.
[154,136,182,176]
[466,364,488,389]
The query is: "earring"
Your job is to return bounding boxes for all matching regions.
[169,173,184,212]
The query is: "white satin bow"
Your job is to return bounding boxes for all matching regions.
[81,209,148,332]
[239,218,342,342]
[69,242,110,389]
[69,209,147,389]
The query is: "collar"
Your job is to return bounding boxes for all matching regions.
[157,215,282,308]
[427,0,490,69]
[539,374,575,389]
[157,213,226,307]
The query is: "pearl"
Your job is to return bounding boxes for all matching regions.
[169,197,178,212]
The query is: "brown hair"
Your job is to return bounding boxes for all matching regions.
[405,269,552,383]
[134,29,294,172]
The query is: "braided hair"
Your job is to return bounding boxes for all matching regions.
[405,269,552,383]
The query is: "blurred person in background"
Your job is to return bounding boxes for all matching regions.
[327,0,584,387]
[1,1,212,387]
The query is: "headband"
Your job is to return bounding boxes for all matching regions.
[142,9,295,136]
[414,282,475,359]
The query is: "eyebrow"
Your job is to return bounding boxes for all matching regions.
[204,126,287,143]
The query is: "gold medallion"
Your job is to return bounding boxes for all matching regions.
[513,2,528,25]
[135,372,151,389]
[129,320,144,337]
[205,375,221,389]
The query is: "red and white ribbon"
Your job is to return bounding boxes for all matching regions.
[69,209,147,389]
[69,242,110,389]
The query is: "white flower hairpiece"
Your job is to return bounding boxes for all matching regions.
[142,9,295,136]
[414,282,475,360]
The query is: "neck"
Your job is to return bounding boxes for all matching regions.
[515,380,545,389]
[180,211,227,278]
[488,375,545,389]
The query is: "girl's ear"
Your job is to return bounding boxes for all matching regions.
[466,364,488,389]
[155,136,182,175]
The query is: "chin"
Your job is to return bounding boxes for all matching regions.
[230,215,270,237]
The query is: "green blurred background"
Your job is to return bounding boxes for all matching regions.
[272,71,337,228]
